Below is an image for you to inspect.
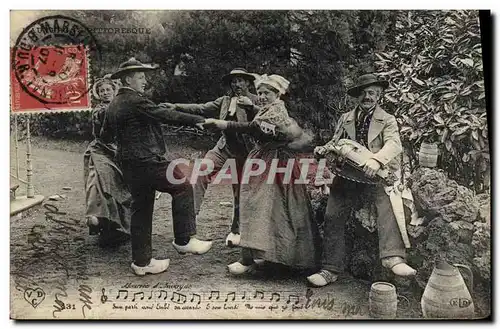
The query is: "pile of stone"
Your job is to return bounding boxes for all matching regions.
[309,167,491,293]
[407,168,489,289]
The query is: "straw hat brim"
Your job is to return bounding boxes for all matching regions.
[222,72,255,84]
[110,65,158,79]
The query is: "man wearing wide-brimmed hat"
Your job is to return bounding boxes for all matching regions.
[164,68,259,248]
[309,73,416,287]
[102,58,213,276]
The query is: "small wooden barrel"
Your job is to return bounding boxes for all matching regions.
[419,142,439,168]
[369,282,397,319]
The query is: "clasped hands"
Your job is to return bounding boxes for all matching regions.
[235,96,253,107]
[158,102,228,131]
[195,118,228,131]
[160,96,252,111]
[193,98,254,130]
[161,98,253,131]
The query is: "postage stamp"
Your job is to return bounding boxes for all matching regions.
[11,45,90,112]
[8,10,491,321]
[10,15,100,113]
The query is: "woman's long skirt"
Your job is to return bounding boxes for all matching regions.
[238,144,321,269]
[83,140,131,236]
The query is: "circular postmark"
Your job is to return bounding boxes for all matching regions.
[12,15,101,105]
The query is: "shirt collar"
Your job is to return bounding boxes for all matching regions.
[356,104,377,120]
[119,86,137,92]
[231,90,251,98]
[119,86,146,97]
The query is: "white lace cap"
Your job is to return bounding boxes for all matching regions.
[255,74,290,94]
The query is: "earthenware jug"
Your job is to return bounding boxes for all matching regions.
[421,261,474,319]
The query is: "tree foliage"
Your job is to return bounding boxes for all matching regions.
[373,10,488,191]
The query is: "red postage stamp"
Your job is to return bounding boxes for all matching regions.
[11,44,90,113]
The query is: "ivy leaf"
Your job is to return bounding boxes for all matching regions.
[442,93,455,100]
[411,77,425,86]
[459,58,474,67]
[379,52,393,59]
[452,126,469,136]
[472,130,479,140]
[474,80,484,88]
[384,94,398,103]
[401,93,414,103]
[433,113,444,125]
[482,128,488,138]
[445,140,452,151]
[441,128,449,143]
[400,126,412,134]
[375,53,389,62]
[460,88,472,96]
[443,103,452,114]
[462,153,470,163]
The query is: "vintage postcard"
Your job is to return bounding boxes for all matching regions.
[9,10,491,320]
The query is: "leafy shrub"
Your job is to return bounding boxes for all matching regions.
[374,10,488,192]
[11,112,93,140]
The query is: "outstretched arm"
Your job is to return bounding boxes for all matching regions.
[201,119,259,134]
[171,97,223,118]
[137,97,205,126]
[205,116,308,147]
[225,121,257,133]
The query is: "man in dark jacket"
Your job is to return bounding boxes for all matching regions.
[164,68,258,248]
[103,58,213,276]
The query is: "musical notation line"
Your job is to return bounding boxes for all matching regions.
[105,289,305,305]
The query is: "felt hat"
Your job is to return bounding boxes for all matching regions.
[222,68,256,84]
[110,57,158,79]
[347,73,389,97]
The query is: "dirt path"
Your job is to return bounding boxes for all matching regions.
[10,136,379,320]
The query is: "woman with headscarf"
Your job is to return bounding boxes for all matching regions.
[202,74,322,275]
[84,74,131,247]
